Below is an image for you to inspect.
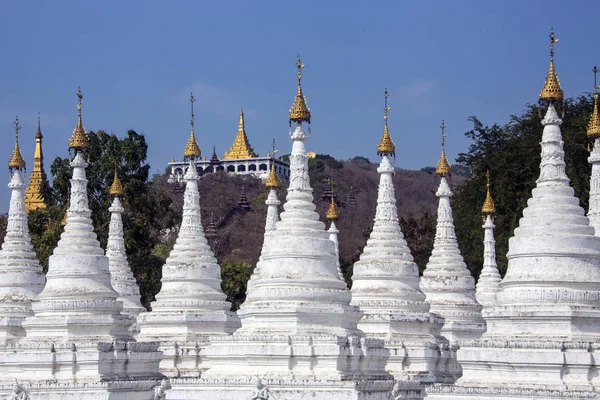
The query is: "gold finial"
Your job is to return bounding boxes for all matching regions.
[183,92,201,160]
[224,108,258,159]
[289,55,311,125]
[377,88,395,157]
[435,120,451,176]
[265,163,281,189]
[68,87,89,151]
[588,66,600,139]
[481,170,496,215]
[171,156,175,163]
[36,112,42,140]
[326,183,340,221]
[8,116,26,171]
[109,160,124,196]
[539,29,564,102]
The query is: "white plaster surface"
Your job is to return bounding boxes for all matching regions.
[589,138,600,235]
[475,215,502,308]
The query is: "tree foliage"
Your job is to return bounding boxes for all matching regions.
[454,96,594,279]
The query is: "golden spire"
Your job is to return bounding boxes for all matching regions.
[224,108,258,159]
[481,170,496,215]
[326,184,340,221]
[109,161,124,196]
[588,66,600,139]
[377,88,395,157]
[266,139,280,188]
[25,113,49,212]
[171,156,175,163]
[539,29,564,102]
[289,55,311,126]
[8,116,26,171]
[183,92,201,160]
[435,120,451,176]
[68,87,89,151]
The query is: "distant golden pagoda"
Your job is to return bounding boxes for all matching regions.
[481,171,496,216]
[539,29,564,103]
[224,109,258,159]
[184,93,201,160]
[588,66,600,139]
[435,120,451,176]
[377,89,395,157]
[326,187,340,221]
[25,114,49,212]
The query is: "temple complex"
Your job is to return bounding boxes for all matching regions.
[167,105,289,185]
[350,92,456,393]
[24,114,49,213]
[428,30,600,399]
[420,123,485,342]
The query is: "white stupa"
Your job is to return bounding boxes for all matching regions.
[475,171,502,308]
[420,122,486,342]
[587,75,600,235]
[137,93,240,378]
[0,118,45,345]
[428,31,600,399]
[326,195,340,258]
[172,57,393,400]
[350,94,456,389]
[0,89,163,398]
[106,166,145,321]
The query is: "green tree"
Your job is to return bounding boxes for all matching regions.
[454,96,594,279]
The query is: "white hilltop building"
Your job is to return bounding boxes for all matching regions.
[420,123,486,343]
[349,91,457,393]
[428,30,600,399]
[0,90,164,399]
[167,103,290,186]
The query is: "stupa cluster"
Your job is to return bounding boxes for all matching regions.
[0,30,599,399]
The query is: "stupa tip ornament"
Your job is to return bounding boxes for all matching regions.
[377,89,396,157]
[435,120,451,176]
[8,116,26,172]
[265,163,281,188]
[183,92,201,160]
[68,87,89,152]
[109,162,124,196]
[539,29,564,103]
[587,66,600,139]
[481,170,496,216]
[289,55,311,126]
[326,189,340,221]
[36,113,42,139]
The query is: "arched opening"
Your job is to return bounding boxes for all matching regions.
[238,165,246,172]
[204,166,214,173]
[217,166,225,171]
[227,165,235,172]
[259,164,268,171]
[248,164,257,171]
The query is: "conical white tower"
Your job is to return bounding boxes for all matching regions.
[350,93,456,386]
[475,171,502,308]
[0,117,45,344]
[105,165,145,320]
[137,93,239,377]
[183,57,393,400]
[420,121,485,342]
[428,31,600,399]
[587,68,600,234]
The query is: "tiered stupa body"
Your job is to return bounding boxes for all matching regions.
[106,167,145,321]
[137,93,240,378]
[174,57,393,400]
[0,90,163,399]
[0,118,45,344]
[350,95,456,389]
[475,172,502,308]
[587,69,600,235]
[428,31,600,399]
[420,124,485,342]
[24,116,49,212]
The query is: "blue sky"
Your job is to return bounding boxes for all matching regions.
[1,1,599,211]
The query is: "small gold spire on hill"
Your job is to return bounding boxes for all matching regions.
[326,184,340,221]
[377,89,395,157]
[289,55,311,125]
[8,116,26,171]
[481,170,496,215]
[588,66,600,139]
[266,163,281,188]
[25,113,49,212]
[68,87,89,151]
[109,161,124,196]
[435,120,451,176]
[224,109,258,159]
[183,92,201,160]
[539,29,564,102]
